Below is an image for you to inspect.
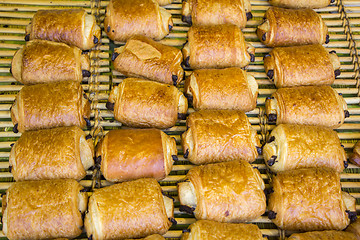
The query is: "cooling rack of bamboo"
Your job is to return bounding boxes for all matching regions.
[0,0,359,239]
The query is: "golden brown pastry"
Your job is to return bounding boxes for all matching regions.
[11,40,90,85]
[265,86,348,129]
[263,44,340,88]
[125,234,165,240]
[182,110,260,165]
[287,230,357,240]
[11,81,91,133]
[181,0,252,28]
[178,160,266,222]
[346,218,360,239]
[156,0,172,5]
[9,126,94,181]
[181,220,267,240]
[2,179,88,240]
[112,35,183,85]
[104,0,173,42]
[184,68,258,111]
[107,78,188,129]
[26,9,101,50]
[263,124,346,173]
[257,7,328,47]
[268,168,356,231]
[182,25,255,69]
[350,141,360,167]
[96,128,176,182]
[84,178,174,240]
[269,0,331,9]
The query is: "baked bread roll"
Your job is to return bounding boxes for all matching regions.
[288,230,357,240]
[11,81,91,133]
[181,220,267,240]
[182,110,260,165]
[263,44,340,88]
[269,0,331,9]
[112,35,183,86]
[2,179,88,240]
[181,0,252,28]
[26,9,101,50]
[96,128,176,182]
[263,124,346,173]
[84,178,174,240]
[268,168,356,231]
[257,7,328,47]
[9,126,94,181]
[178,160,266,222]
[184,68,258,111]
[106,78,188,129]
[125,234,165,240]
[346,218,360,239]
[182,25,255,69]
[11,40,90,85]
[265,86,348,129]
[104,0,173,42]
[350,141,360,167]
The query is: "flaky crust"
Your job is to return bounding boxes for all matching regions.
[104,0,172,42]
[12,40,89,84]
[125,234,165,240]
[268,168,351,231]
[97,129,176,182]
[346,218,360,239]
[265,86,347,128]
[11,81,90,133]
[263,124,346,172]
[181,160,266,222]
[26,9,101,50]
[113,35,183,85]
[288,230,357,240]
[3,179,84,240]
[264,44,335,88]
[181,110,260,165]
[257,8,327,47]
[181,220,267,240]
[108,78,187,129]
[84,178,172,240]
[9,126,94,181]
[350,141,360,167]
[182,0,251,28]
[184,68,258,111]
[269,0,331,9]
[183,25,254,69]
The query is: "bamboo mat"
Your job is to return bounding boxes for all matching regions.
[0,0,359,239]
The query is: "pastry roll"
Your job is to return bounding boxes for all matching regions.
[181,220,267,240]
[11,40,90,85]
[268,168,356,231]
[106,78,188,129]
[104,0,173,42]
[178,160,266,222]
[350,141,360,167]
[26,9,101,50]
[263,44,340,88]
[11,81,91,133]
[9,126,94,181]
[182,110,260,165]
[156,0,172,5]
[2,179,88,240]
[263,124,346,173]
[112,35,184,86]
[269,0,331,9]
[181,0,252,28]
[182,25,255,69]
[96,128,176,182]
[265,86,348,129]
[125,234,165,240]
[84,178,174,240]
[288,230,357,240]
[184,68,258,111]
[257,8,328,47]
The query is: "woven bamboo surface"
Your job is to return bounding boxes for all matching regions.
[0,0,359,239]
